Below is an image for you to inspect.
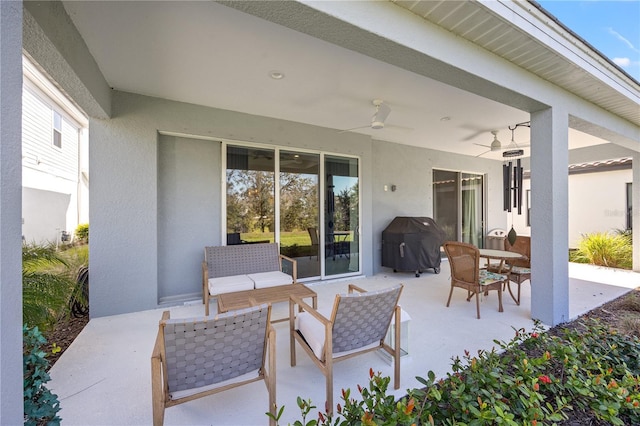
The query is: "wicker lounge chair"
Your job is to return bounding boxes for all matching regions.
[443,241,508,319]
[289,283,403,413]
[151,304,276,425]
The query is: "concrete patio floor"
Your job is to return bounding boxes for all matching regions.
[49,262,639,425]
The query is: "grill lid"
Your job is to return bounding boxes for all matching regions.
[382,216,443,236]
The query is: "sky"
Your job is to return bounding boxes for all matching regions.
[536,0,640,81]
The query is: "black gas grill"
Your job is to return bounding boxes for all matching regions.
[381,216,446,277]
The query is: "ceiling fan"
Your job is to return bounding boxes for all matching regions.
[475,122,531,158]
[474,130,502,156]
[339,99,393,133]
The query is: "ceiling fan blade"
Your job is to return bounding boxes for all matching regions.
[459,125,494,141]
[473,143,491,148]
[338,125,370,133]
[475,149,491,158]
[384,124,413,132]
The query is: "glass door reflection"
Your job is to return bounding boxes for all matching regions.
[226,146,275,244]
[325,155,359,276]
[279,151,320,279]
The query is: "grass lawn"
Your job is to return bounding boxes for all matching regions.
[241,230,353,246]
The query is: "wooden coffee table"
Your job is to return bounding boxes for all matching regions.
[217,283,317,323]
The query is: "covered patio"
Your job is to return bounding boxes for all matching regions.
[1,2,638,423]
[49,262,639,425]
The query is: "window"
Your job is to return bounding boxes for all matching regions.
[626,183,633,230]
[52,110,62,148]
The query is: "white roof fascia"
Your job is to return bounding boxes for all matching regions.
[485,1,639,105]
[23,55,89,128]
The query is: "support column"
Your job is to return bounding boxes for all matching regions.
[530,107,570,326]
[0,1,24,424]
[633,151,639,272]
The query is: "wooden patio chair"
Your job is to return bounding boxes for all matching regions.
[151,304,276,426]
[504,236,531,305]
[443,241,507,319]
[289,283,403,413]
[485,236,531,305]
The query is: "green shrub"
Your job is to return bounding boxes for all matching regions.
[571,232,632,269]
[23,243,77,331]
[74,223,89,243]
[58,245,90,316]
[23,325,61,425]
[274,320,640,425]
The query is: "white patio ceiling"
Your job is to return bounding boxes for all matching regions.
[61,0,623,160]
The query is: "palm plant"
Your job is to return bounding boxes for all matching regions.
[22,243,77,330]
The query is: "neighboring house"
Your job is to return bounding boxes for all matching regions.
[512,158,632,248]
[21,56,88,245]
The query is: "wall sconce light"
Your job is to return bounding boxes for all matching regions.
[384,185,389,192]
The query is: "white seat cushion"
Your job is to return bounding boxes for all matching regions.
[208,274,254,295]
[248,271,293,289]
[296,309,379,360]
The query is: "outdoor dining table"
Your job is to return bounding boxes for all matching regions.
[478,248,525,272]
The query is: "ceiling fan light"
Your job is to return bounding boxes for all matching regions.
[371,121,385,129]
[490,130,501,151]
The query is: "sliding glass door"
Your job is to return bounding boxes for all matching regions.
[461,173,484,246]
[325,155,359,276]
[225,144,359,279]
[226,146,275,244]
[433,169,484,246]
[279,151,320,278]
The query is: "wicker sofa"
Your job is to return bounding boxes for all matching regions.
[202,242,297,315]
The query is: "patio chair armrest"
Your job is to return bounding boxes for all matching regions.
[151,334,162,362]
[202,261,208,277]
[151,311,170,366]
[151,312,170,426]
[290,294,330,326]
[348,284,367,294]
[265,323,276,375]
[202,261,209,301]
[279,254,298,282]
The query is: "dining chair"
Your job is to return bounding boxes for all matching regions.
[504,236,531,305]
[485,236,531,305]
[307,227,319,260]
[151,304,276,426]
[289,283,403,413]
[443,241,508,319]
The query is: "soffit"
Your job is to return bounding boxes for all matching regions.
[392,0,640,127]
